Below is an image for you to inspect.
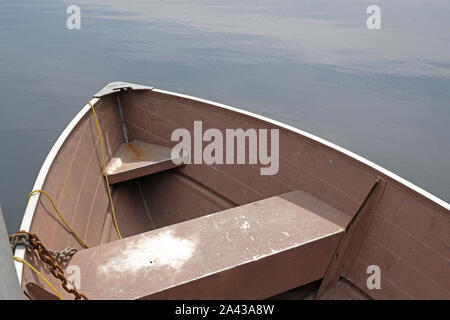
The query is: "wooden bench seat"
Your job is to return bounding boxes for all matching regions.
[104,140,184,184]
[65,190,350,299]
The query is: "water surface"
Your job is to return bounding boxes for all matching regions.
[1,0,449,231]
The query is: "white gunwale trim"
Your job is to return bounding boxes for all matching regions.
[17,84,450,283]
[14,98,100,283]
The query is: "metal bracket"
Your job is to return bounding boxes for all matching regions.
[93,81,153,98]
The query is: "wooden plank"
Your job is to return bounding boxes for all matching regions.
[65,190,346,299]
[105,140,185,184]
[315,179,386,299]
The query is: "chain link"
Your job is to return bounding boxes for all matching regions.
[10,232,35,251]
[10,231,88,300]
[50,247,78,261]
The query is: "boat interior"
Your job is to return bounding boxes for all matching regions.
[21,86,449,300]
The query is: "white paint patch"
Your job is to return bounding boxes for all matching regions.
[240,221,250,230]
[281,232,290,237]
[98,230,196,276]
[105,157,124,174]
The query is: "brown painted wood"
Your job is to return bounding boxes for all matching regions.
[315,179,386,299]
[105,140,185,184]
[140,170,236,229]
[344,183,450,299]
[64,190,345,300]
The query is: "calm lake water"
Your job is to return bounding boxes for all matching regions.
[1,0,449,232]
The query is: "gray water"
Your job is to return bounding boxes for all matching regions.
[1,0,449,232]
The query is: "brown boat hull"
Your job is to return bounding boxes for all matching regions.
[15,83,449,300]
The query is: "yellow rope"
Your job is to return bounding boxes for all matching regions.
[88,100,122,239]
[13,256,62,300]
[13,99,122,300]
[27,190,88,248]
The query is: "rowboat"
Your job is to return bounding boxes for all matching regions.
[13,82,449,300]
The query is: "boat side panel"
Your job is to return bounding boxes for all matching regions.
[140,170,235,229]
[152,89,449,212]
[119,90,378,217]
[106,180,156,241]
[21,95,125,294]
[344,183,450,299]
[31,95,123,249]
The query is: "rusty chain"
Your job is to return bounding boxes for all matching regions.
[50,247,78,261]
[9,230,88,300]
